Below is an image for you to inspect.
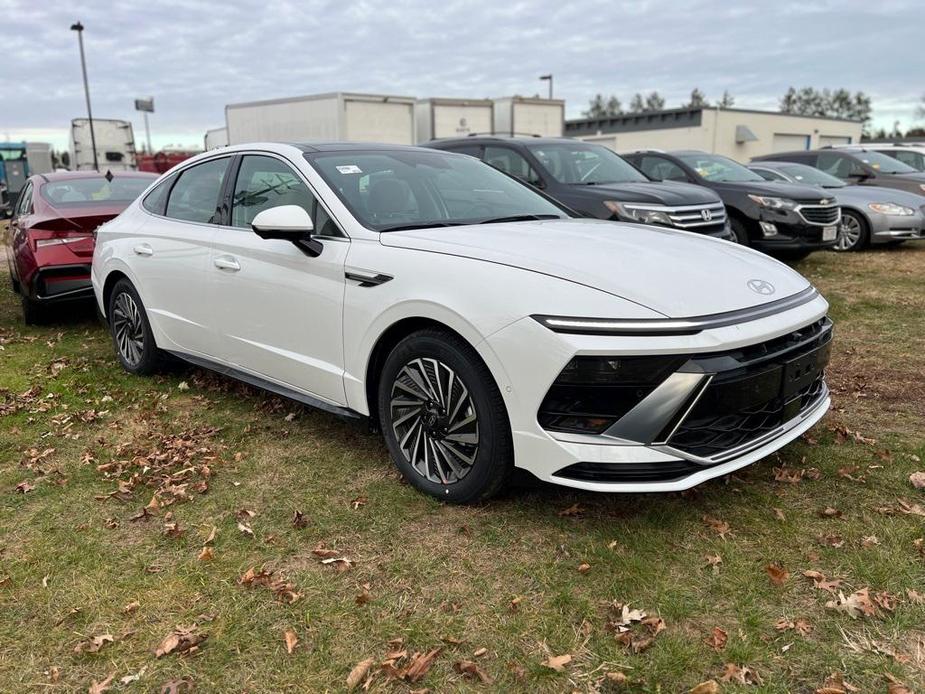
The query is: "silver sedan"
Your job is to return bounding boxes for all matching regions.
[749,161,925,251]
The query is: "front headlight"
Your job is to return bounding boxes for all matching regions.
[604,201,673,226]
[920,184,925,194]
[747,195,798,211]
[868,202,914,216]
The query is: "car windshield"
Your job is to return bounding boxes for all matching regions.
[41,177,152,205]
[677,153,765,183]
[307,149,568,231]
[778,164,845,188]
[855,150,917,174]
[524,142,648,185]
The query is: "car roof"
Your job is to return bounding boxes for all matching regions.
[427,135,579,147]
[36,171,158,182]
[748,161,796,169]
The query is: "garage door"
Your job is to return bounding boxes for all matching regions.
[772,133,811,152]
[819,135,852,147]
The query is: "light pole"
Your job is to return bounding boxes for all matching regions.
[539,74,553,100]
[70,21,98,171]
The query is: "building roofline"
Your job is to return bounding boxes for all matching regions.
[226,91,418,111]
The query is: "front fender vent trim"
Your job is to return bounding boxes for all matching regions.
[345,270,393,287]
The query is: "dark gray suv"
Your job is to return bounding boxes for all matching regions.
[754,148,925,197]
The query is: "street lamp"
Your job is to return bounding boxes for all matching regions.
[70,21,98,171]
[539,74,553,100]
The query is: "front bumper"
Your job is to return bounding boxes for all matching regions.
[867,209,925,244]
[748,206,839,251]
[483,292,831,492]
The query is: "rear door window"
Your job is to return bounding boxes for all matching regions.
[15,181,33,217]
[482,146,542,187]
[637,155,687,182]
[165,158,229,224]
[817,153,865,179]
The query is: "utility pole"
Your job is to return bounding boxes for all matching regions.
[539,74,553,100]
[70,21,98,171]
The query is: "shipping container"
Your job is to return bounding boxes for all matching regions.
[204,126,229,150]
[415,98,494,143]
[69,118,138,171]
[492,97,565,137]
[225,92,416,145]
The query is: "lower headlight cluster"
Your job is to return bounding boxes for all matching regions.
[747,195,798,211]
[604,201,672,226]
[538,355,685,434]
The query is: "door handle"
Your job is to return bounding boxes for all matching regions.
[133,244,154,256]
[213,256,241,272]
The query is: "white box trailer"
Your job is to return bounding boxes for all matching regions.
[492,96,565,137]
[204,126,229,150]
[25,142,54,174]
[69,118,138,171]
[225,92,416,146]
[415,98,494,143]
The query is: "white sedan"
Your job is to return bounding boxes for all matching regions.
[92,142,832,502]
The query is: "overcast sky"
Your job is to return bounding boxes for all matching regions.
[2,0,923,151]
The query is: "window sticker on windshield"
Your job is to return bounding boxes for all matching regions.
[336,165,362,174]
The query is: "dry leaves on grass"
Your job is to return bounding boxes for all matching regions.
[74,633,114,654]
[238,566,302,604]
[803,570,843,593]
[606,601,667,653]
[775,617,813,637]
[88,672,115,694]
[454,659,494,684]
[910,472,925,489]
[815,671,859,693]
[558,503,585,517]
[704,554,723,573]
[704,627,728,651]
[825,588,878,619]
[720,663,762,685]
[690,681,720,694]
[703,515,732,539]
[154,625,208,658]
[284,629,298,654]
[543,653,572,671]
[346,657,375,690]
[766,563,790,586]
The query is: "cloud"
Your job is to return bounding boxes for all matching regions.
[1,0,922,149]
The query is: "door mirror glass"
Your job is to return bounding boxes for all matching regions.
[251,204,315,240]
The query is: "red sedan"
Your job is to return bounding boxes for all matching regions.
[6,171,156,323]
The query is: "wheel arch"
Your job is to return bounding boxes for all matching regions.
[362,316,508,428]
[100,269,131,320]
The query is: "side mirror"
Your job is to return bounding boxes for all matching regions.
[251,205,322,257]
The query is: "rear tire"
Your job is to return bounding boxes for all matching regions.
[729,217,750,245]
[107,279,164,375]
[835,210,868,252]
[377,328,513,503]
[21,296,47,326]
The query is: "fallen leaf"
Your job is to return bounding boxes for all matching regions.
[123,600,140,614]
[237,521,254,536]
[817,533,845,548]
[405,648,441,682]
[766,563,789,586]
[704,554,723,573]
[311,541,340,559]
[606,672,628,684]
[544,653,572,672]
[907,589,924,605]
[119,667,146,685]
[74,633,114,654]
[284,629,298,654]
[815,671,858,694]
[803,570,842,593]
[291,510,309,528]
[577,562,591,574]
[350,495,367,510]
[88,672,115,694]
[703,515,731,538]
[472,647,488,657]
[355,584,372,605]
[454,659,494,684]
[825,588,877,619]
[910,472,925,489]
[720,663,762,684]
[509,596,521,611]
[818,507,843,518]
[886,673,913,694]
[861,535,880,548]
[557,503,584,517]
[159,678,194,694]
[773,507,786,521]
[690,681,720,694]
[197,546,214,561]
[154,625,207,657]
[704,626,728,651]
[14,480,35,493]
[204,526,217,544]
[177,381,189,391]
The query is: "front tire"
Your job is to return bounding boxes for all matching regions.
[21,296,48,326]
[835,210,868,252]
[377,329,513,503]
[107,279,163,375]
[729,217,750,245]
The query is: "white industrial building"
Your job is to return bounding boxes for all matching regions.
[225,92,417,146]
[415,98,494,142]
[493,96,564,138]
[565,107,863,160]
[204,126,228,150]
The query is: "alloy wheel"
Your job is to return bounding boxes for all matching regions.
[836,214,862,251]
[389,357,479,484]
[112,291,145,367]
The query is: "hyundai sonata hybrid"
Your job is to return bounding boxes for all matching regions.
[92,143,832,503]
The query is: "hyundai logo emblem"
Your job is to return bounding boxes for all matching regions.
[747,279,776,295]
[701,209,713,221]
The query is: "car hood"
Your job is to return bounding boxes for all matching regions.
[379,219,810,318]
[829,185,925,208]
[892,172,925,182]
[707,179,833,201]
[573,180,720,206]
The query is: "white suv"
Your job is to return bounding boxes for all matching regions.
[92,142,832,502]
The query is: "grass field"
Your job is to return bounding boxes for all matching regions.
[1,223,923,693]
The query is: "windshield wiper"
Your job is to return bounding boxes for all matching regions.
[478,214,562,224]
[578,180,620,185]
[378,221,466,232]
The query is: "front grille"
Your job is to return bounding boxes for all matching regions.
[666,319,832,459]
[666,202,727,230]
[797,203,840,226]
[553,460,704,483]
